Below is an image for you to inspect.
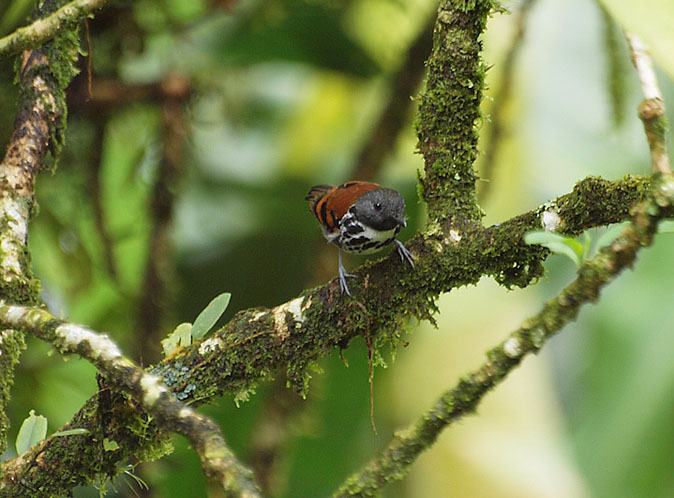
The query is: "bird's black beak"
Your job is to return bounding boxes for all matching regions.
[397,218,407,228]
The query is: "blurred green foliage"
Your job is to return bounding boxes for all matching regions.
[1,0,674,496]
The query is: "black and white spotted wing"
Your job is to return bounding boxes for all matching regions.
[336,208,401,255]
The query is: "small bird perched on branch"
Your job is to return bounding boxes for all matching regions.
[306,181,415,295]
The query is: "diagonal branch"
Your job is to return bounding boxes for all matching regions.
[0,174,663,494]
[0,0,110,59]
[154,175,655,404]
[332,26,674,498]
[0,305,262,498]
[332,170,674,497]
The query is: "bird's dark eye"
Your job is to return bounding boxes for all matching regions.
[374,202,382,211]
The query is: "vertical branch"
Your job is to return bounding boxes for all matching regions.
[0,0,81,454]
[625,33,670,175]
[416,0,500,223]
[0,50,55,301]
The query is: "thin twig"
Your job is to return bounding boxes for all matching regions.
[625,32,663,101]
[625,32,671,174]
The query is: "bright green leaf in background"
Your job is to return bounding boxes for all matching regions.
[191,292,231,340]
[15,410,48,455]
[599,0,674,79]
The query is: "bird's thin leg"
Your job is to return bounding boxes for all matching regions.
[338,248,356,295]
[395,239,415,268]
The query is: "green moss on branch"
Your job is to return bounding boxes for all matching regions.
[157,175,654,404]
[416,0,502,222]
[332,172,674,497]
[0,173,659,495]
[0,0,109,59]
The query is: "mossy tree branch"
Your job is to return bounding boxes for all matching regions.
[416,0,502,222]
[0,305,261,498]
[0,0,109,59]
[333,171,674,496]
[0,0,671,496]
[0,174,658,495]
[0,0,82,456]
[334,31,672,493]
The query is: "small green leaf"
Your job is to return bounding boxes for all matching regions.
[103,437,120,452]
[16,410,48,454]
[191,293,231,340]
[162,322,193,356]
[52,428,90,437]
[176,322,192,346]
[524,231,584,267]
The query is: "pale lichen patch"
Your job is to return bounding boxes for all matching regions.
[287,297,305,324]
[541,208,561,232]
[0,198,28,278]
[198,337,222,355]
[503,337,522,358]
[140,373,167,407]
[445,229,461,245]
[5,305,26,324]
[55,323,122,362]
[273,297,305,339]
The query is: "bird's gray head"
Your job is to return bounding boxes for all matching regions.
[352,188,406,231]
